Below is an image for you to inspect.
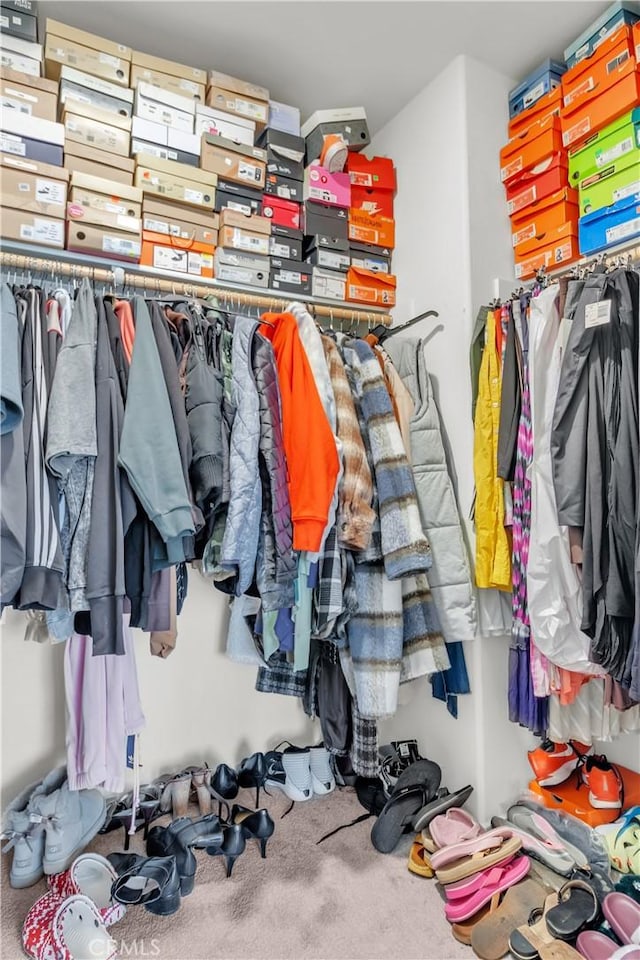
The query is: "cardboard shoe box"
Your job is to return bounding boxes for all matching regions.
[257,127,305,179]
[63,99,131,156]
[1,109,64,164]
[267,100,300,136]
[215,179,263,216]
[348,208,395,248]
[1,7,38,42]
[214,247,270,288]
[135,153,216,208]
[1,206,64,247]
[134,81,195,133]
[312,266,346,301]
[508,86,562,140]
[131,116,200,165]
[564,2,640,69]
[568,107,640,188]
[561,25,634,112]
[579,191,640,255]
[347,153,396,211]
[142,197,218,244]
[45,19,131,84]
[140,229,214,278]
[195,103,255,145]
[1,40,40,76]
[64,139,134,185]
[69,171,142,223]
[303,200,348,239]
[269,224,303,261]
[132,49,205,84]
[500,115,564,184]
[305,244,350,272]
[561,56,640,150]
[219,207,270,234]
[302,107,370,162]
[207,69,268,102]
[1,68,58,121]
[205,84,268,128]
[219,224,270,256]
[304,164,351,207]
[349,244,392,274]
[67,220,141,261]
[1,154,68,217]
[200,132,266,189]
[59,65,133,118]
[131,64,204,102]
[508,58,565,118]
[510,187,578,252]
[270,258,312,296]
[1,33,41,64]
[347,266,397,306]
[262,195,301,230]
[264,172,302,203]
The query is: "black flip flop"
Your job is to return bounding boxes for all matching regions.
[371,783,429,854]
[392,758,442,795]
[544,879,601,941]
[412,784,474,831]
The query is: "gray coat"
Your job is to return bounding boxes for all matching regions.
[252,332,296,611]
[386,337,477,643]
[552,270,639,684]
[220,316,262,595]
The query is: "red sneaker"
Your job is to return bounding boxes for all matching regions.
[581,755,624,810]
[527,739,590,787]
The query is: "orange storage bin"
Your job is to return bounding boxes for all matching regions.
[506,153,569,216]
[511,188,579,252]
[346,266,396,306]
[561,58,640,149]
[529,763,640,828]
[501,115,563,185]
[508,87,562,140]
[140,229,214,278]
[348,210,395,248]
[561,25,635,110]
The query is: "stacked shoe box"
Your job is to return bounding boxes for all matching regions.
[500,58,580,280]
[1,3,68,249]
[346,153,397,307]
[201,70,271,288]
[129,52,219,276]
[40,18,141,260]
[257,101,308,295]
[560,8,640,255]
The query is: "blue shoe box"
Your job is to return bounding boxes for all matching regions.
[564,1,640,68]
[509,59,566,118]
[579,190,640,253]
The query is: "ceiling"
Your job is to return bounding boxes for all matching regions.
[41,1,609,133]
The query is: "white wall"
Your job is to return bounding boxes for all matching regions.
[371,55,538,820]
[1,574,315,807]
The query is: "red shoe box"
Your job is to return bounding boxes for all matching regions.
[528,763,640,827]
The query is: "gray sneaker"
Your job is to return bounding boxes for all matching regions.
[30,782,107,875]
[2,765,67,888]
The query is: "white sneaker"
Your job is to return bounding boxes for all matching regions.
[264,747,312,802]
[309,746,335,796]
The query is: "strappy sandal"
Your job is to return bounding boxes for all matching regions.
[544,878,601,942]
[471,877,548,960]
[510,892,561,960]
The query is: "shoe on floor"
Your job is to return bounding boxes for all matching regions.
[581,756,623,810]
[23,854,123,960]
[264,746,312,802]
[527,740,590,787]
[30,782,107,876]
[2,765,67,889]
[309,746,335,796]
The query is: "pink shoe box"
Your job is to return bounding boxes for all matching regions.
[304,163,351,208]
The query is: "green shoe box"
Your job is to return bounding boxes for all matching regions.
[569,107,640,189]
[579,154,640,216]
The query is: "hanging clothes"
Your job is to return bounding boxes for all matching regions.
[1,285,26,608]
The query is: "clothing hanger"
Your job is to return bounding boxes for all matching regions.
[371,307,439,343]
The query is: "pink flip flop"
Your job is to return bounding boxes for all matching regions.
[444,855,517,900]
[430,809,483,849]
[444,856,531,923]
[603,893,640,946]
[431,827,509,869]
[577,930,640,960]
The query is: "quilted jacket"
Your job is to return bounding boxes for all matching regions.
[251,331,296,611]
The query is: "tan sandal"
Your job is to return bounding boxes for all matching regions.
[436,835,522,884]
[470,878,548,960]
[407,835,434,878]
[451,895,499,945]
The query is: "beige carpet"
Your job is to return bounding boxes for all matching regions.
[1,786,471,960]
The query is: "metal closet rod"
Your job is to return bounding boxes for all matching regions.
[0,250,392,326]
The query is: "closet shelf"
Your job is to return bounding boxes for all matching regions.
[0,240,392,326]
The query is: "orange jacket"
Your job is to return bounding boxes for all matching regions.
[260,312,338,552]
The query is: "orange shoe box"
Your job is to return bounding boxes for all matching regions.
[529,764,640,828]
[350,187,394,218]
[634,20,640,61]
[347,266,396,306]
[500,115,564,185]
[561,25,635,111]
[514,227,579,280]
[506,153,569,216]
[508,87,562,140]
[348,210,395,249]
[511,188,578,252]
[513,218,578,261]
[140,229,214,277]
[561,58,640,149]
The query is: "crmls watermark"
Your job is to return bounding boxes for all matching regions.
[90,939,161,957]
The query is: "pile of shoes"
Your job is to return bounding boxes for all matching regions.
[528,740,624,810]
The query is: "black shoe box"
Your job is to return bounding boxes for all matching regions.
[264,172,303,203]
[1,5,37,41]
[214,178,263,216]
[265,146,304,182]
[256,127,304,155]
[349,241,392,273]
[305,246,350,272]
[303,201,348,240]
[269,224,303,261]
[304,233,350,252]
[270,259,312,296]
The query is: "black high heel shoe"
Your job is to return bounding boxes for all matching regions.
[230,804,274,858]
[111,855,182,916]
[205,823,246,878]
[109,799,162,851]
[237,753,266,808]
[209,763,238,819]
[147,814,223,895]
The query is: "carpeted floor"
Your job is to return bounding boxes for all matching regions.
[1,786,471,960]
